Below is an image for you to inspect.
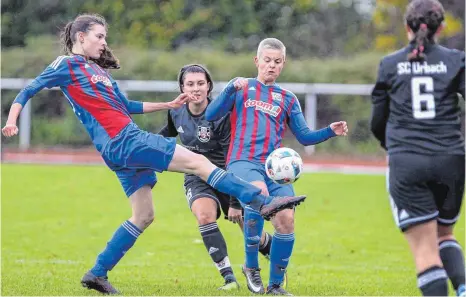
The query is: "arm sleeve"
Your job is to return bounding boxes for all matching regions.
[205,79,237,121]
[288,112,336,146]
[370,60,390,150]
[112,81,144,114]
[13,56,72,107]
[158,110,178,137]
[215,114,241,209]
[458,51,465,99]
[217,114,232,160]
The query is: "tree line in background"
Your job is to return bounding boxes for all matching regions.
[1,0,464,155]
[2,0,464,57]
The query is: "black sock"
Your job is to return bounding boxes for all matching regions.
[439,240,465,290]
[199,222,234,280]
[259,232,272,258]
[417,266,448,296]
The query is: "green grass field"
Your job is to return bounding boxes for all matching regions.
[1,164,464,296]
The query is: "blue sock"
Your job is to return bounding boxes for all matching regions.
[269,232,295,287]
[244,206,265,268]
[207,168,261,204]
[90,220,142,277]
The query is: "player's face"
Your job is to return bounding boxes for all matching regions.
[81,24,107,59]
[182,72,210,105]
[255,49,285,84]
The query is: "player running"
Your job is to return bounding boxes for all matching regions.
[370,1,465,295]
[1,15,307,295]
[206,38,348,295]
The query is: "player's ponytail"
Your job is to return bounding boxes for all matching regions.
[407,23,429,62]
[90,45,120,69]
[405,0,445,62]
[61,21,74,55]
[60,14,120,69]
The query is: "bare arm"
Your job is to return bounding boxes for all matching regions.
[3,56,72,137]
[142,93,194,113]
[2,103,22,137]
[113,80,193,114]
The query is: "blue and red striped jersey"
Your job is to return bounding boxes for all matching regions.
[14,55,143,152]
[207,78,302,164]
[206,78,336,165]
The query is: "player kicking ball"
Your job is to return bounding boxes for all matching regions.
[2,15,307,295]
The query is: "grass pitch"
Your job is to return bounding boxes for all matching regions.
[1,164,464,296]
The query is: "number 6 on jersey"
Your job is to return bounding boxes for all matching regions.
[411,76,435,119]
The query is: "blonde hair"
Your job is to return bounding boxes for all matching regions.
[256,38,286,59]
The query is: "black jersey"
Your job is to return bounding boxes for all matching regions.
[159,101,231,169]
[371,42,465,155]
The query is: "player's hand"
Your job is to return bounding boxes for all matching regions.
[2,124,18,137]
[233,77,248,91]
[168,93,192,109]
[228,207,243,224]
[330,121,348,136]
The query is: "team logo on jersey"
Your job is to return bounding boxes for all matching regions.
[91,74,112,87]
[197,126,211,143]
[272,92,283,102]
[244,99,281,117]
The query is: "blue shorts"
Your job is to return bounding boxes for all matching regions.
[101,123,177,197]
[227,160,295,205]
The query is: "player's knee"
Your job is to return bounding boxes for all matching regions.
[437,225,453,240]
[437,224,455,242]
[134,209,155,229]
[194,209,216,225]
[272,209,295,234]
[251,181,268,196]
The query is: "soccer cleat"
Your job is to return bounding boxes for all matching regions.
[242,265,265,294]
[260,195,306,221]
[457,284,466,297]
[81,271,119,295]
[218,279,240,291]
[266,284,293,295]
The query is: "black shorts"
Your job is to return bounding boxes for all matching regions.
[387,153,465,232]
[183,174,241,220]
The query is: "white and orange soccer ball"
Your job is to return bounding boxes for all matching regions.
[265,147,303,185]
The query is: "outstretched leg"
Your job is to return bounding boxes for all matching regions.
[168,145,306,219]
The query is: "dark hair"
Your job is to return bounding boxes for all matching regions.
[405,0,445,62]
[178,64,214,95]
[60,14,120,69]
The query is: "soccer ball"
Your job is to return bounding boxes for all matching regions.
[265,147,303,184]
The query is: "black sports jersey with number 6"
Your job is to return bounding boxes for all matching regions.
[371,42,465,155]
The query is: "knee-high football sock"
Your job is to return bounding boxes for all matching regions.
[91,220,142,277]
[199,222,234,280]
[259,232,272,258]
[417,266,448,296]
[439,240,465,291]
[207,168,262,205]
[269,232,295,287]
[243,206,265,268]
